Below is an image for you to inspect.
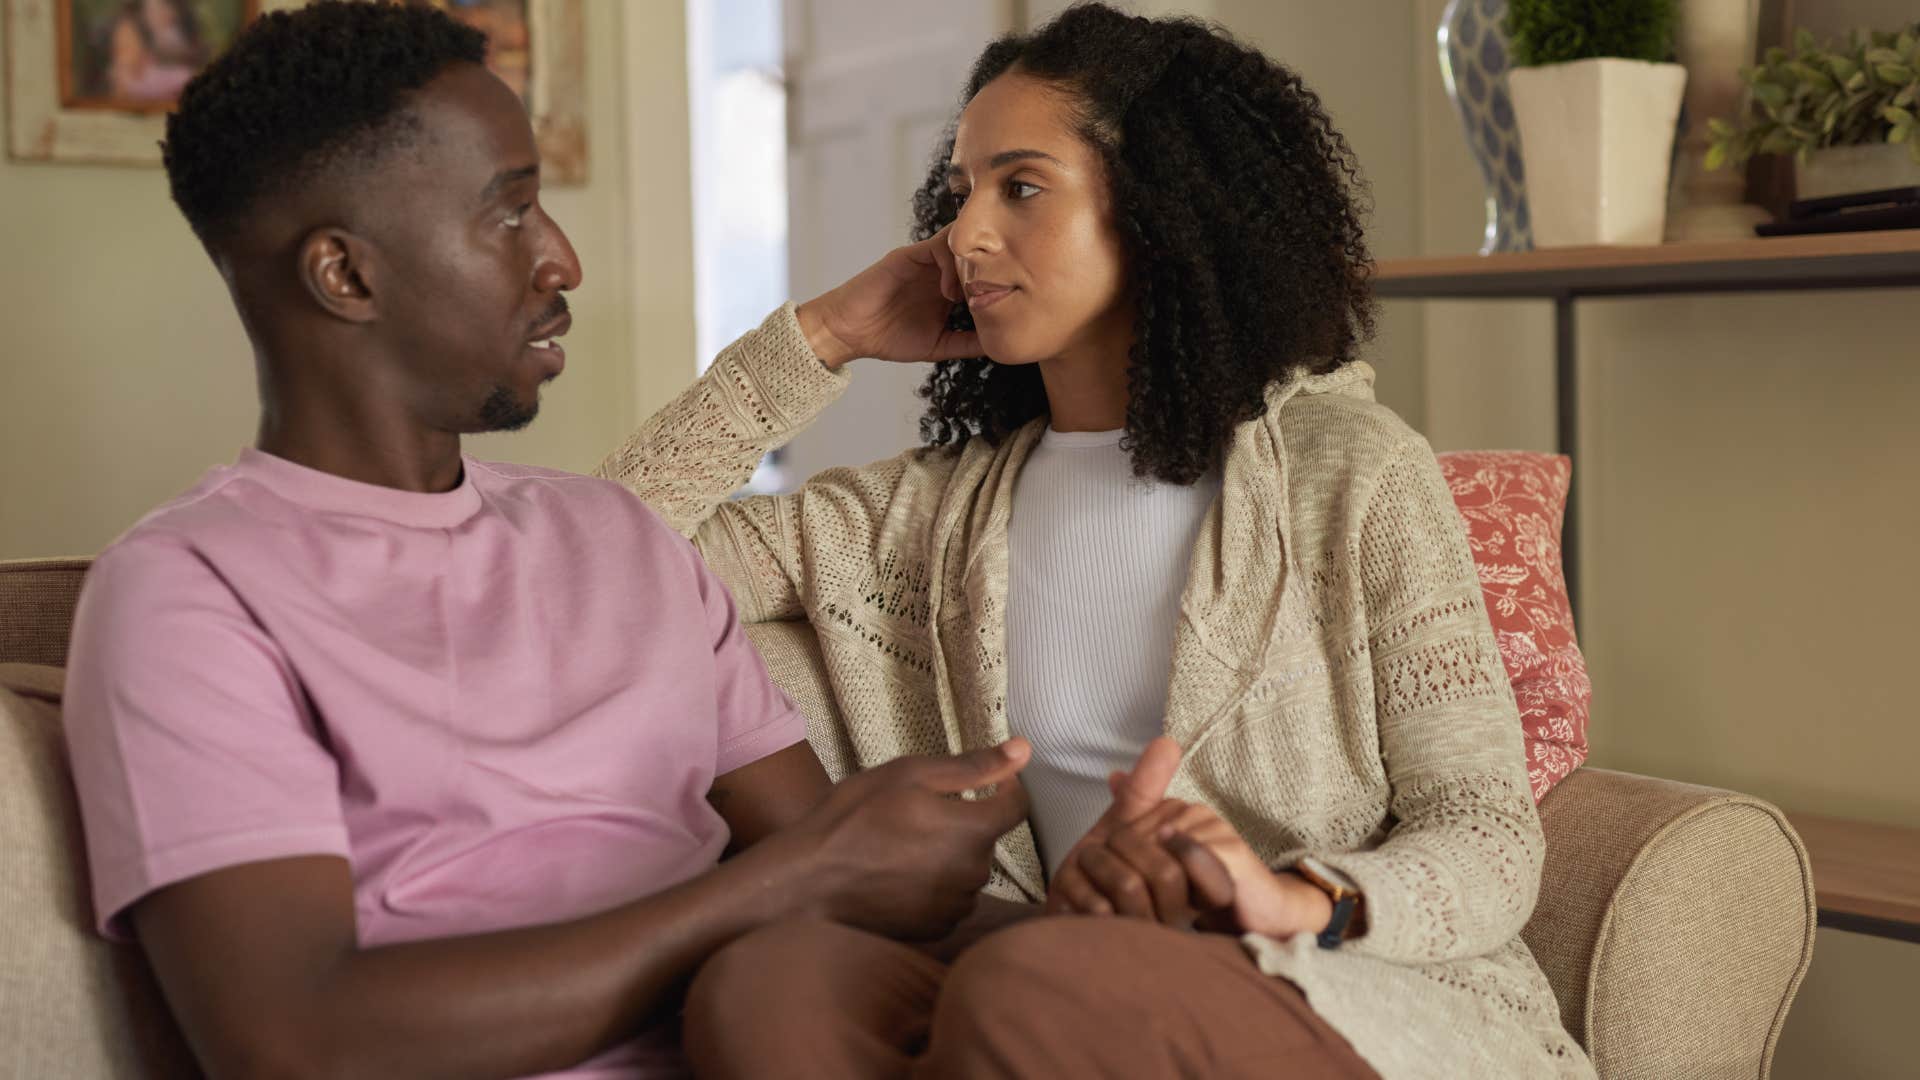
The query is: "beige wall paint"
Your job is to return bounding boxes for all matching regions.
[1410,1,1920,1076]
[0,0,693,560]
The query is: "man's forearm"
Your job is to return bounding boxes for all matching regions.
[331,839,837,1079]
[163,837,831,1080]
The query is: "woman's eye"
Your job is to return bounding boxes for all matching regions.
[949,188,971,205]
[1008,180,1041,199]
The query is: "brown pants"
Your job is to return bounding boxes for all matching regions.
[682,915,1378,1079]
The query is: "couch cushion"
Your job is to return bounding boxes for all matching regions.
[0,665,197,1076]
[0,558,91,668]
[1436,452,1591,801]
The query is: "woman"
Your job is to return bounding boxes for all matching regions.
[601,5,1592,1077]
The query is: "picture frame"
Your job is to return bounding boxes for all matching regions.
[5,0,586,182]
[56,0,262,116]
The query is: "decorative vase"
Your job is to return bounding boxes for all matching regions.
[1509,58,1688,247]
[1667,0,1772,240]
[1438,0,1532,254]
[1795,143,1920,201]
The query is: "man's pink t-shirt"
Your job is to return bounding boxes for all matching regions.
[64,449,807,1078]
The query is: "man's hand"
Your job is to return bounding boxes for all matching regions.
[1156,802,1336,940]
[1044,736,1185,916]
[1048,799,1237,928]
[793,229,982,370]
[781,738,1033,941]
[1042,737,1334,940]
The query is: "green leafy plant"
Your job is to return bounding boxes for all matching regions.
[1707,23,1920,170]
[1504,0,1680,68]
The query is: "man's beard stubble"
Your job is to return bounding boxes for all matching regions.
[478,384,539,432]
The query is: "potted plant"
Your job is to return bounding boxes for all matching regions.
[1706,24,1920,201]
[1503,0,1688,246]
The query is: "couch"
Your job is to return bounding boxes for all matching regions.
[0,556,1817,1078]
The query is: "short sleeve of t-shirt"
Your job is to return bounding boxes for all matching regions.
[685,539,807,778]
[64,539,350,941]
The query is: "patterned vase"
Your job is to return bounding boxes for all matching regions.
[1438,0,1532,254]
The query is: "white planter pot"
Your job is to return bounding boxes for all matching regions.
[1795,144,1920,202]
[1509,59,1688,246]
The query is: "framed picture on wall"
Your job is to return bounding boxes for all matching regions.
[6,0,586,182]
[55,0,260,114]
[407,0,586,183]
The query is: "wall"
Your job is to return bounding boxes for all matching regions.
[1410,1,1920,1077]
[0,0,695,560]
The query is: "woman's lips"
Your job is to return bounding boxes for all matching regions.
[965,285,1016,312]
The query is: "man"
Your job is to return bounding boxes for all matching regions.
[63,4,1033,1077]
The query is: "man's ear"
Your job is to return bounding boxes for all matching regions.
[298,228,380,323]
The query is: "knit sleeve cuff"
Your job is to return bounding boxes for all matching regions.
[1293,849,1405,958]
[732,302,851,431]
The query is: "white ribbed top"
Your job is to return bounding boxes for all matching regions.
[1006,426,1222,876]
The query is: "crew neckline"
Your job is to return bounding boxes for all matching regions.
[235,447,484,529]
[1040,426,1126,449]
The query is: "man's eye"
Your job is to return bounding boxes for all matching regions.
[1008,181,1040,199]
[504,203,531,228]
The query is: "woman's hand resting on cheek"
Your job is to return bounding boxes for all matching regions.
[793,228,981,371]
[1044,736,1335,941]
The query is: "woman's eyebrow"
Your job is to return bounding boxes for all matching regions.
[946,148,1066,181]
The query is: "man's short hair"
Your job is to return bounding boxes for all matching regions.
[163,1,489,247]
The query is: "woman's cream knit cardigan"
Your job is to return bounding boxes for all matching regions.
[598,306,1594,1079]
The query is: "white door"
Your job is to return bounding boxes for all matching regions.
[779,0,1015,484]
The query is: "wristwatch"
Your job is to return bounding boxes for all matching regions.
[1294,856,1363,950]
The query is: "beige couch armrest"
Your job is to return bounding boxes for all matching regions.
[1526,767,1816,1079]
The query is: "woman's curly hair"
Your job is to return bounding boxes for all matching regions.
[910,3,1377,485]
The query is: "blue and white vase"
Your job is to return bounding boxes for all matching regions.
[1439,0,1532,254]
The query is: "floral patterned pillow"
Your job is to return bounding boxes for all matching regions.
[1436,451,1591,801]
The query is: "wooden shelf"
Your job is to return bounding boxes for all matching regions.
[1374,229,1920,299]
[1785,813,1920,944]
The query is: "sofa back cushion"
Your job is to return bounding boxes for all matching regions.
[0,664,196,1076]
[0,558,89,668]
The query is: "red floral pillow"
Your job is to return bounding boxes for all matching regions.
[1436,451,1591,801]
